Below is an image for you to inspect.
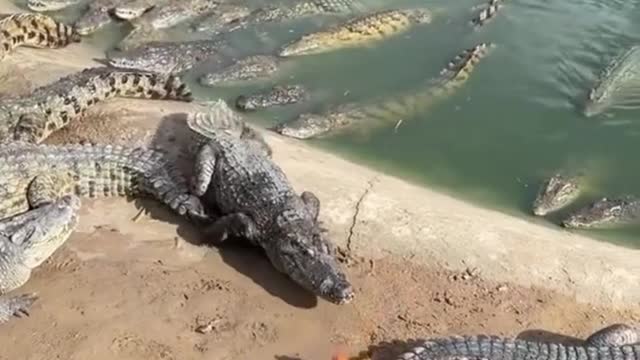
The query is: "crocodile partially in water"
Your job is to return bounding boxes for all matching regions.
[273,43,494,139]
[532,173,582,216]
[470,0,504,29]
[279,8,432,57]
[561,196,640,229]
[0,66,193,144]
[199,55,284,87]
[0,13,80,61]
[235,84,310,111]
[189,4,252,34]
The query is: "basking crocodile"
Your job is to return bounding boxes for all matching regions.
[106,39,233,74]
[0,13,80,61]
[532,173,582,216]
[395,324,640,360]
[273,42,494,139]
[470,0,504,29]
[26,0,82,12]
[0,66,193,144]
[199,55,285,87]
[0,140,210,325]
[186,100,354,304]
[74,0,155,35]
[189,4,252,34]
[561,196,640,229]
[279,8,432,57]
[235,84,310,111]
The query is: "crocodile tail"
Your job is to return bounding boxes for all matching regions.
[109,71,194,102]
[0,13,80,59]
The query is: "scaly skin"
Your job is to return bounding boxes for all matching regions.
[116,0,218,28]
[0,141,210,325]
[279,8,432,57]
[199,55,282,87]
[396,324,640,360]
[470,0,504,28]
[0,13,80,61]
[113,0,158,20]
[532,173,581,216]
[273,43,494,139]
[186,100,353,304]
[74,0,140,35]
[106,39,232,73]
[561,196,640,229]
[26,0,83,12]
[189,4,252,34]
[0,66,193,144]
[235,84,309,111]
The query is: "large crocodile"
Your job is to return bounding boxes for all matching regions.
[0,140,209,325]
[279,8,432,57]
[395,324,640,360]
[0,66,193,144]
[185,100,354,304]
[235,84,310,111]
[532,173,582,216]
[199,55,285,87]
[0,13,80,61]
[561,196,640,229]
[105,39,234,74]
[273,42,494,139]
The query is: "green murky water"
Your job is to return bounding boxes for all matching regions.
[14,0,640,247]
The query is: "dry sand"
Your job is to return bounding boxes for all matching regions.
[0,2,640,359]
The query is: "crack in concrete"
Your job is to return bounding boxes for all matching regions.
[346,177,377,252]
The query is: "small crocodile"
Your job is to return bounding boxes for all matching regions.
[532,173,581,216]
[561,196,640,229]
[0,66,193,144]
[189,4,252,34]
[0,13,80,61]
[199,55,283,87]
[74,0,153,35]
[470,0,504,29]
[0,140,209,325]
[273,43,494,139]
[106,39,233,74]
[235,84,309,112]
[26,0,83,12]
[186,100,354,304]
[279,8,432,57]
[395,324,640,360]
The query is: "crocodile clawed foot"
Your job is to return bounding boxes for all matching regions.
[0,293,39,324]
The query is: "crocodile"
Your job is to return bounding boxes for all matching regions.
[199,55,284,87]
[278,8,432,57]
[0,140,210,325]
[0,66,193,144]
[74,0,155,35]
[189,4,252,34]
[105,39,233,74]
[26,0,83,12]
[185,100,354,304]
[0,13,80,61]
[470,0,504,29]
[561,196,640,229]
[273,42,494,139]
[235,84,309,111]
[584,45,640,117]
[532,173,582,216]
[395,323,640,360]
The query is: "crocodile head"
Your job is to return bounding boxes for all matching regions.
[235,85,308,112]
[271,112,336,139]
[562,197,629,228]
[266,214,354,304]
[113,0,155,20]
[74,5,114,35]
[583,81,613,117]
[199,55,280,86]
[532,174,580,216]
[27,0,80,12]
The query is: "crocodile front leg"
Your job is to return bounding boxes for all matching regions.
[300,191,320,221]
[202,213,260,245]
[586,324,640,346]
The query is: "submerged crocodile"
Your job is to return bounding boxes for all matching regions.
[0,13,80,61]
[584,45,640,117]
[532,173,582,216]
[0,140,209,325]
[279,8,432,57]
[105,39,233,74]
[26,0,82,12]
[0,66,193,144]
[273,43,494,139]
[235,84,310,111]
[562,196,640,229]
[395,324,640,360]
[470,0,504,29]
[186,100,354,304]
[199,55,284,87]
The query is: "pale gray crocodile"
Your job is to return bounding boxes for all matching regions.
[74,0,156,35]
[105,39,234,74]
[189,3,252,34]
[0,140,209,325]
[562,196,640,229]
[0,66,193,144]
[199,55,285,87]
[396,324,640,360]
[532,173,582,216]
[235,84,310,111]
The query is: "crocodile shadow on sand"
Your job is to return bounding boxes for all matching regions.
[146,111,319,308]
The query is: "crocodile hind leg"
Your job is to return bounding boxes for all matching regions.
[27,172,75,208]
[0,194,81,324]
[586,324,640,346]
